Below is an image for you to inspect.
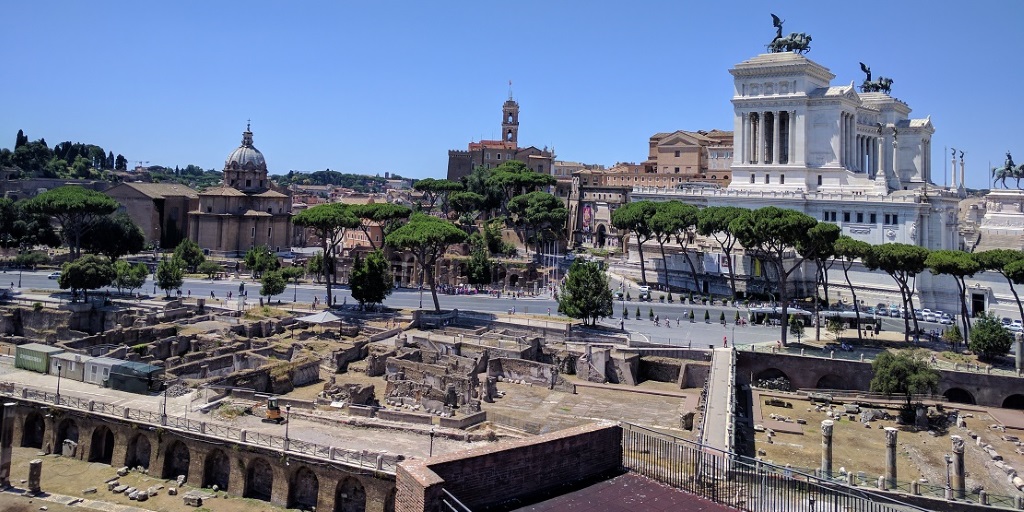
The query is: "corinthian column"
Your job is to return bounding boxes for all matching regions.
[821,420,834,478]
[884,427,898,487]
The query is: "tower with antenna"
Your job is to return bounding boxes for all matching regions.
[502,80,519,145]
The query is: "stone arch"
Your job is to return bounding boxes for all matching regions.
[288,466,319,511]
[815,374,845,390]
[162,440,191,480]
[509,274,520,287]
[753,368,792,391]
[1004,394,1024,410]
[88,425,115,464]
[21,412,45,448]
[125,433,152,469]
[335,476,367,512]
[203,448,230,491]
[245,458,274,501]
[596,224,607,248]
[56,418,79,453]
[943,387,976,405]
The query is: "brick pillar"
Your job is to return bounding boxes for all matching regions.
[76,424,95,462]
[42,413,56,455]
[109,428,130,470]
[317,474,339,512]
[270,462,290,507]
[227,453,247,496]
[187,448,206,488]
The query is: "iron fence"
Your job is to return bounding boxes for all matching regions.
[622,423,932,512]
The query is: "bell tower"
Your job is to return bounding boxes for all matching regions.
[502,82,519,146]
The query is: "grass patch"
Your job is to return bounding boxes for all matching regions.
[940,350,971,364]
[243,306,290,320]
[215,403,247,420]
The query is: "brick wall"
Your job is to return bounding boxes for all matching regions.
[396,423,622,512]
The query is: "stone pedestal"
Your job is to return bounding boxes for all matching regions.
[952,435,966,499]
[821,420,834,478]
[884,427,898,488]
[28,459,41,494]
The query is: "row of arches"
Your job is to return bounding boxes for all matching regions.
[18,412,381,511]
[752,368,1024,410]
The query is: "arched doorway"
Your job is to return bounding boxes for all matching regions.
[288,466,319,511]
[88,426,115,464]
[56,418,79,455]
[943,388,976,405]
[1004,394,1024,410]
[335,477,367,512]
[245,458,273,501]
[125,434,151,469]
[21,412,44,448]
[754,368,792,392]
[509,274,519,288]
[162,440,191,480]
[203,449,230,491]
[596,224,607,248]
[815,374,845,390]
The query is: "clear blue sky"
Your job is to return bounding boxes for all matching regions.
[2,1,1021,188]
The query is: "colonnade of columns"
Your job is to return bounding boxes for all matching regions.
[742,111,794,165]
[838,112,880,174]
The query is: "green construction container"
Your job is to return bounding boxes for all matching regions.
[15,343,65,374]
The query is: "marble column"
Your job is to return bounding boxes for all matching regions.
[28,459,42,493]
[761,112,769,164]
[788,111,797,164]
[838,115,845,167]
[821,420,834,478]
[952,154,958,188]
[884,427,898,487]
[740,113,748,164]
[772,111,781,164]
[952,435,966,499]
[1015,334,1022,373]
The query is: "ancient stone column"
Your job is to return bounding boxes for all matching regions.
[884,427,898,488]
[0,402,13,488]
[952,435,966,499]
[821,420,834,478]
[1015,333,1023,373]
[28,459,41,494]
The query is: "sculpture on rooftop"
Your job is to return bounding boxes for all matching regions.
[767,14,811,54]
[992,151,1024,190]
[859,63,893,94]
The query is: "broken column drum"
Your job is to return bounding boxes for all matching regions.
[28,459,42,494]
[951,435,966,499]
[821,420,834,478]
[884,427,898,487]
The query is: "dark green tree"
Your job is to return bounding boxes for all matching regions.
[156,257,184,297]
[113,260,149,295]
[58,254,115,302]
[926,250,981,346]
[507,191,567,257]
[15,129,27,149]
[864,243,930,342]
[23,186,119,258]
[460,166,503,219]
[834,236,873,342]
[649,201,697,290]
[197,260,223,280]
[114,154,127,170]
[800,222,840,340]
[485,161,556,215]
[280,265,305,300]
[385,213,467,312]
[82,213,146,261]
[556,260,613,326]
[465,236,493,286]
[612,201,659,286]
[730,206,818,345]
[173,239,206,272]
[449,191,486,224]
[348,203,412,250]
[292,203,360,304]
[412,178,464,215]
[259,270,287,302]
[306,252,324,283]
[969,313,1014,360]
[975,250,1024,328]
[244,245,280,279]
[350,250,394,308]
[870,350,940,410]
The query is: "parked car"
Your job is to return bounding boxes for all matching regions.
[47,271,61,280]
[1006,324,1023,333]
[1002,317,1013,326]
[1013,319,1023,329]
[939,314,954,325]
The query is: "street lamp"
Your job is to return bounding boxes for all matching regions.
[429,427,436,457]
[293,275,298,303]
[55,363,62,404]
[17,244,25,288]
[162,381,169,422]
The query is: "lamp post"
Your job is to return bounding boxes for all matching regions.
[418,268,424,310]
[17,244,25,288]
[429,427,436,457]
[55,360,62,403]
[293,275,298,303]
[162,381,169,423]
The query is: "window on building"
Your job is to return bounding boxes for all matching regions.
[251,227,256,238]
[870,213,877,223]
[260,180,264,187]
[485,153,490,159]
[246,179,251,187]
[764,174,770,184]
[674,167,680,173]
[496,153,501,160]
[750,174,755,184]
[268,227,272,237]
[674,150,680,157]
[830,212,837,222]
[884,214,899,225]
[230,180,236,186]
[817,175,822,186]
[856,212,864,223]
[843,212,850,223]
[206,206,212,213]
[780,174,785,184]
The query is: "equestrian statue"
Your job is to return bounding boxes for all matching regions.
[992,151,1024,189]
[767,14,812,54]
[859,62,893,94]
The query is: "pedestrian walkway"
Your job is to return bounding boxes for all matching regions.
[701,347,735,453]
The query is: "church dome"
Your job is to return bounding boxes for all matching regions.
[224,125,267,171]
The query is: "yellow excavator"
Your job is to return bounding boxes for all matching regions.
[259,396,287,424]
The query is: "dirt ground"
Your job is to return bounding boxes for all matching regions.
[0,447,290,512]
[755,397,1024,498]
